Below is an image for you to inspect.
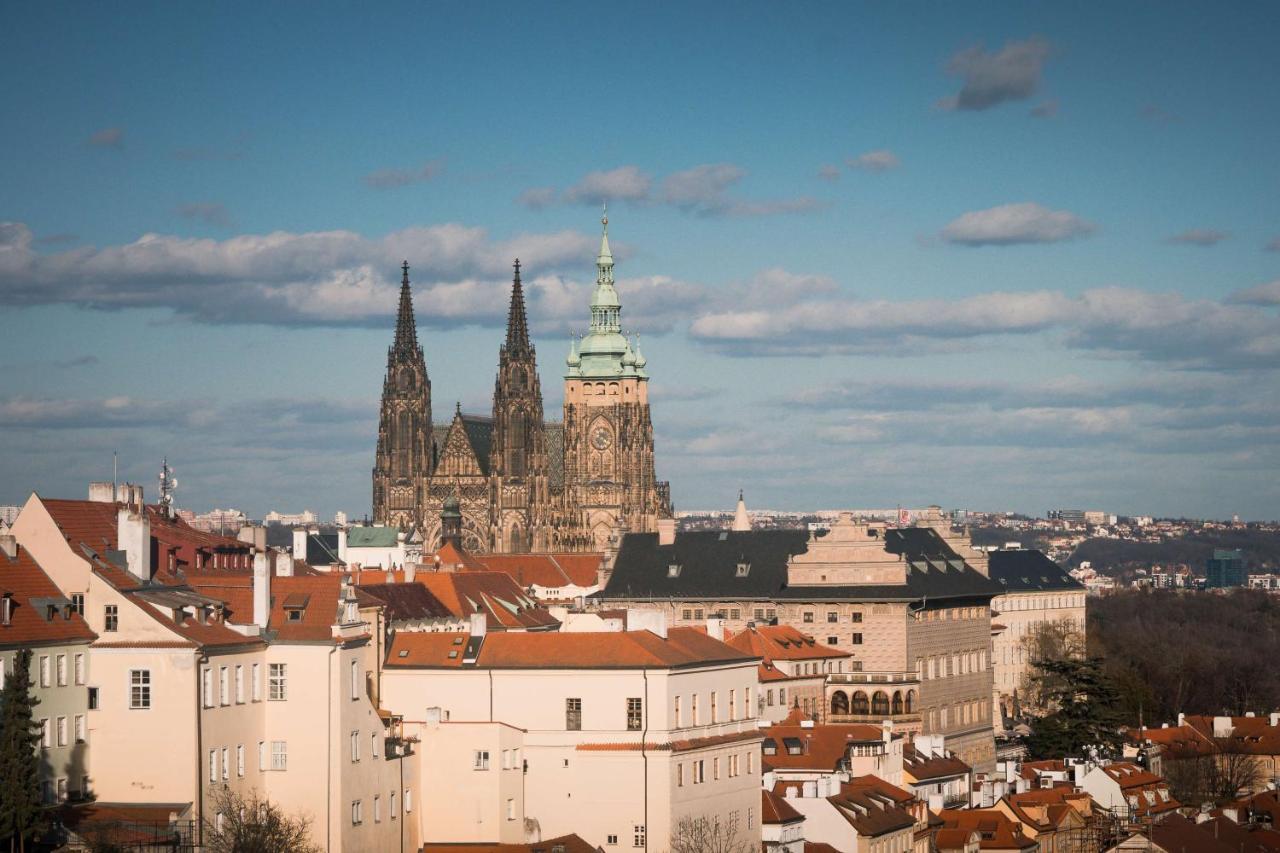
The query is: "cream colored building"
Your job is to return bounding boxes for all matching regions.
[381,621,762,851]
[987,549,1086,720]
[595,510,1003,771]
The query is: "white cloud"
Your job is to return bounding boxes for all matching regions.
[1227,280,1280,306]
[941,202,1095,246]
[1167,228,1229,246]
[940,36,1052,111]
[846,149,900,172]
[562,165,652,205]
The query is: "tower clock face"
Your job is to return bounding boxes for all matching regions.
[591,426,612,450]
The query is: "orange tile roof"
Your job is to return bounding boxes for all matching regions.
[1097,762,1180,817]
[420,833,599,853]
[0,545,96,646]
[386,626,758,670]
[469,553,602,589]
[726,624,852,663]
[414,572,559,631]
[937,809,1038,851]
[190,574,352,643]
[1184,715,1280,757]
[936,828,980,850]
[903,742,971,782]
[829,775,917,838]
[760,720,888,772]
[762,789,804,825]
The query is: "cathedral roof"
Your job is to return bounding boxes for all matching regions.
[597,527,1003,604]
[432,415,495,476]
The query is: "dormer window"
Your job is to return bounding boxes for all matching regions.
[736,562,750,577]
[287,610,303,623]
[45,605,57,622]
[667,564,681,578]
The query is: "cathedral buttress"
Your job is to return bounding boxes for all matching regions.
[372,261,433,528]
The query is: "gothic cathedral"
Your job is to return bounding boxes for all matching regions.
[372,214,671,553]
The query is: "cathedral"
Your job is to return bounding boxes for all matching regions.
[372,214,671,553]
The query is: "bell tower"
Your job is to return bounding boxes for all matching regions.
[372,261,433,528]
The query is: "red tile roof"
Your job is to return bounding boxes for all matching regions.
[385,626,758,670]
[414,571,559,631]
[762,789,804,825]
[903,742,971,783]
[936,809,1038,851]
[727,624,852,663]
[760,719,887,772]
[420,833,599,853]
[0,546,96,646]
[1184,715,1280,757]
[470,553,602,589]
[1097,762,1180,817]
[188,574,352,643]
[828,775,917,838]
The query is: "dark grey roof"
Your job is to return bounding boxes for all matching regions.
[988,549,1084,592]
[598,527,1003,604]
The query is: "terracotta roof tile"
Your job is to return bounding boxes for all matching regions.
[420,833,598,853]
[760,720,888,772]
[762,789,803,824]
[0,546,96,646]
[726,624,852,664]
[937,809,1038,851]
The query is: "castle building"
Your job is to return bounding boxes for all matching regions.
[372,214,670,553]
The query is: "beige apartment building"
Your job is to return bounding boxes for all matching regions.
[381,621,763,851]
[12,492,418,852]
[987,549,1086,720]
[594,511,1003,770]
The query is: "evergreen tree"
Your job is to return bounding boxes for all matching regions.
[0,649,47,852]
[1025,655,1126,761]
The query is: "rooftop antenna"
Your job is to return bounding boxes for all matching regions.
[112,451,118,502]
[158,457,178,517]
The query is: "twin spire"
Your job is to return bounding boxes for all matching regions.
[505,258,531,354]
[392,260,420,356]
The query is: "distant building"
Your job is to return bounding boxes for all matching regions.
[188,508,247,533]
[264,509,317,526]
[1205,549,1247,589]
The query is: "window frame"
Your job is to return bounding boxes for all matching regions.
[129,669,151,710]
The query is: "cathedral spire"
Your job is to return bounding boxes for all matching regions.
[505,258,531,353]
[393,260,420,355]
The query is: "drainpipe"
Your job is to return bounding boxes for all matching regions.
[326,645,335,852]
[196,652,208,848]
[641,668,649,852]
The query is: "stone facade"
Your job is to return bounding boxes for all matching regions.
[372,216,670,552]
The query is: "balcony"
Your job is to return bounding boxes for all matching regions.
[828,671,919,687]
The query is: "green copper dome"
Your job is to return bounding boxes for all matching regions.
[566,211,648,381]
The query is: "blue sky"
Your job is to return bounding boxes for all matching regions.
[2,2,1279,520]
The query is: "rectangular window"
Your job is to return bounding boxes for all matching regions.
[566,698,582,731]
[56,716,67,747]
[695,760,705,783]
[692,694,699,725]
[714,756,720,780]
[237,744,245,777]
[852,633,863,645]
[673,695,681,728]
[235,665,244,703]
[626,697,643,731]
[374,795,381,823]
[219,667,229,706]
[711,691,718,723]
[694,608,704,620]
[74,715,85,743]
[258,741,266,771]
[506,798,514,821]
[608,836,618,846]
[39,718,50,748]
[74,654,85,685]
[729,690,736,720]
[56,777,67,802]
[40,656,50,687]
[351,800,362,826]
[677,762,684,787]
[851,611,863,622]
[803,611,814,623]
[390,791,397,820]
[104,605,118,632]
[129,670,150,709]
[748,807,754,830]
[729,608,740,620]
[56,655,67,686]
[271,740,287,770]
[268,663,287,700]
[71,593,84,616]
[251,663,261,702]
[747,751,754,774]
[473,750,490,770]
[350,659,360,701]
[404,789,412,813]
[827,611,838,622]
[87,686,98,710]
[372,731,380,759]
[351,731,360,762]
[634,825,646,848]
[209,749,218,783]
[221,746,229,780]
[681,609,691,620]
[202,668,214,708]
[827,636,838,645]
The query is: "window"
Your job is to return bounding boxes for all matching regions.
[694,608,704,620]
[803,611,814,623]
[390,791,398,820]
[202,669,214,708]
[851,611,863,623]
[634,825,646,847]
[268,663,287,700]
[74,715,85,743]
[473,750,490,770]
[374,795,381,823]
[56,655,67,686]
[271,740,287,770]
[251,663,261,701]
[692,694,699,724]
[74,654,85,685]
[404,789,412,813]
[221,746,229,780]
[827,636,838,645]
[56,716,67,747]
[372,731,380,759]
[209,749,218,783]
[87,687,98,710]
[258,741,266,771]
[711,691,718,723]
[748,807,754,830]
[626,698,643,731]
[236,744,245,777]
[351,731,360,762]
[234,665,244,703]
[827,611,838,623]
[351,800,362,826]
[747,752,754,774]
[729,690,736,721]
[40,656,50,687]
[71,593,84,616]
[219,667,230,706]
[129,670,150,709]
[608,836,618,846]
[566,698,582,731]
[350,660,360,701]
[506,797,514,821]
[681,608,691,620]
[677,762,684,787]
[104,605,118,632]
[852,633,863,645]
[56,777,67,803]
[673,695,681,728]
[215,812,224,834]
[753,608,764,621]
[729,608,740,620]
[714,756,720,780]
[779,687,786,705]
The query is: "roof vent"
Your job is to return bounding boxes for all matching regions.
[398,650,409,658]
[736,562,750,577]
[667,563,681,578]
[718,531,728,541]
[447,650,458,659]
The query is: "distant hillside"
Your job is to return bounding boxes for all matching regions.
[1068,530,1280,574]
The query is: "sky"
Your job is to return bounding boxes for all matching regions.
[2,2,1279,521]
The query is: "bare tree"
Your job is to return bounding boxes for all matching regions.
[670,815,751,853]
[1162,738,1264,806]
[1019,618,1086,712]
[203,788,320,853]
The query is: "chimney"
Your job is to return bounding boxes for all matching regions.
[705,617,726,642]
[1213,716,1233,738]
[272,549,293,578]
[253,552,271,629]
[469,611,487,638]
[1178,712,1186,728]
[0,535,16,559]
[657,517,676,546]
[337,527,348,563]
[404,562,416,583]
[292,527,307,561]
[1270,712,1279,727]
[88,482,116,503]
[928,793,944,813]
[882,719,893,742]
[627,609,667,639]
[236,524,266,550]
[117,506,151,582]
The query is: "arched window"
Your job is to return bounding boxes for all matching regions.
[395,411,412,477]
[830,691,849,716]
[851,691,870,715]
[891,691,904,716]
[871,691,890,717]
[905,690,916,714]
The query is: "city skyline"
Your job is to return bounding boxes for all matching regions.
[3,3,1279,520]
